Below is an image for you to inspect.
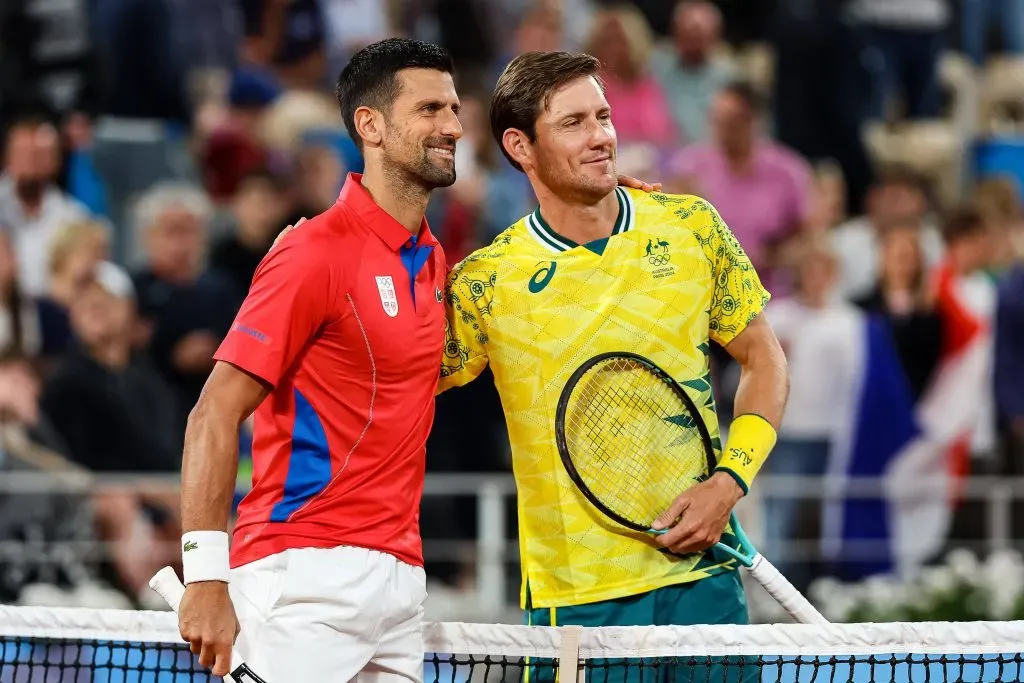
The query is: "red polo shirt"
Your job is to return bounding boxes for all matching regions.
[215,173,447,569]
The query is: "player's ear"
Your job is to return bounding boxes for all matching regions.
[353,106,384,148]
[502,129,533,171]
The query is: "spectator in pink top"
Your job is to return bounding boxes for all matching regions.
[585,6,679,148]
[668,81,812,281]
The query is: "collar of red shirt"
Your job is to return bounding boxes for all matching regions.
[337,172,438,251]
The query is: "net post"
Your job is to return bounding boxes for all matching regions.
[557,625,584,683]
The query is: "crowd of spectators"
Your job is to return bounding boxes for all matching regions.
[0,0,1021,618]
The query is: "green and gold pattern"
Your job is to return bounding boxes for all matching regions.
[438,189,770,609]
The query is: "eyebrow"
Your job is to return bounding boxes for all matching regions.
[556,106,611,121]
[412,98,458,109]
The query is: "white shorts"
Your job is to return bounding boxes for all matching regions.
[228,545,427,682]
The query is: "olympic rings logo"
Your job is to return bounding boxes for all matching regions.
[648,254,671,266]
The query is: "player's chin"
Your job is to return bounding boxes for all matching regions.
[580,168,617,194]
[419,165,457,189]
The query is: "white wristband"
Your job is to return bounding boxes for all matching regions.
[181,531,230,584]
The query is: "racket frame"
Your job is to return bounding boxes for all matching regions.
[555,351,719,535]
[554,351,828,623]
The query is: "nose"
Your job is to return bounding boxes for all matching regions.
[588,117,614,148]
[440,108,463,140]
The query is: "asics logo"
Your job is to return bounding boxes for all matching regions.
[528,261,557,293]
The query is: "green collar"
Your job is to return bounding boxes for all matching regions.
[526,186,634,253]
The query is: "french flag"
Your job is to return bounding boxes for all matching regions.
[822,266,993,581]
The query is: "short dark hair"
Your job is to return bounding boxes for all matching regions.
[489,51,603,172]
[719,80,767,116]
[941,203,988,245]
[335,38,455,151]
[875,164,926,192]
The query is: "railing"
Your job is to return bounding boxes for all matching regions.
[1,471,1023,619]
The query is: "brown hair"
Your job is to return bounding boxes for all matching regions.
[941,203,988,246]
[489,51,603,172]
[973,175,1022,222]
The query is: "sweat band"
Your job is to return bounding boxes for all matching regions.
[181,530,230,584]
[715,413,778,495]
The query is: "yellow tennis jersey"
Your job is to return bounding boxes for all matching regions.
[437,187,770,608]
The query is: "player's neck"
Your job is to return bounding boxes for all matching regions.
[360,168,429,234]
[535,188,620,246]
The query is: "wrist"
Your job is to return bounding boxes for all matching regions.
[715,413,778,495]
[181,530,230,585]
[710,470,745,503]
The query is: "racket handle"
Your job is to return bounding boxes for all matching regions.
[149,567,250,681]
[746,554,829,625]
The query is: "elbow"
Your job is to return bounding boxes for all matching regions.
[185,397,209,440]
[775,341,791,398]
[185,392,225,437]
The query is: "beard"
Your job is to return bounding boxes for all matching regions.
[14,177,47,206]
[385,134,458,191]
[535,148,617,205]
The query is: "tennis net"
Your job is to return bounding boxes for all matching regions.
[1,604,1023,682]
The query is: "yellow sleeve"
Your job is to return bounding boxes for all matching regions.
[701,201,771,347]
[437,258,494,394]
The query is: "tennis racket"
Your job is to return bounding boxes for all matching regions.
[554,351,827,625]
[149,567,269,683]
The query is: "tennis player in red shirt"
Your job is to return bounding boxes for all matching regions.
[175,39,460,682]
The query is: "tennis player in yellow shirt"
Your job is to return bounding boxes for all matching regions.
[437,51,788,666]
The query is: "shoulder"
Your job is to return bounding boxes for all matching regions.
[630,190,723,232]
[261,209,352,273]
[449,224,521,281]
[760,143,813,181]
[45,352,95,393]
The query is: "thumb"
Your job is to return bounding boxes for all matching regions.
[653,495,691,530]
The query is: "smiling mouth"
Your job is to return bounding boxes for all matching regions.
[427,146,455,160]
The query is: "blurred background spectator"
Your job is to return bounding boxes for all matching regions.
[0,0,1019,625]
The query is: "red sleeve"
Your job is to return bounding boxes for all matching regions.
[214,239,335,387]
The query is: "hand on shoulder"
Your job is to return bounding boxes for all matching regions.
[271,217,307,251]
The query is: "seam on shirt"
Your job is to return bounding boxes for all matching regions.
[289,293,376,518]
[342,293,377,471]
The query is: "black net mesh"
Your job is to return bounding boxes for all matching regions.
[1,635,1023,683]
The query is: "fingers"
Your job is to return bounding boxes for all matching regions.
[183,628,201,656]
[180,615,238,678]
[194,634,233,677]
[271,217,307,249]
[652,492,690,530]
[652,485,729,555]
[658,516,722,556]
[615,174,662,194]
[212,646,233,678]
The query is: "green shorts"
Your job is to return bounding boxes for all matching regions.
[524,571,757,683]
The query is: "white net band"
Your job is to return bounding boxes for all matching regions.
[2,606,1023,658]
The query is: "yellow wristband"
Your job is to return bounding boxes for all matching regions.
[715,413,777,495]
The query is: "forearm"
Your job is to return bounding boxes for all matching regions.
[180,401,240,535]
[732,345,789,429]
[716,322,789,494]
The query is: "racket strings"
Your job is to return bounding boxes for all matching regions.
[562,358,709,528]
